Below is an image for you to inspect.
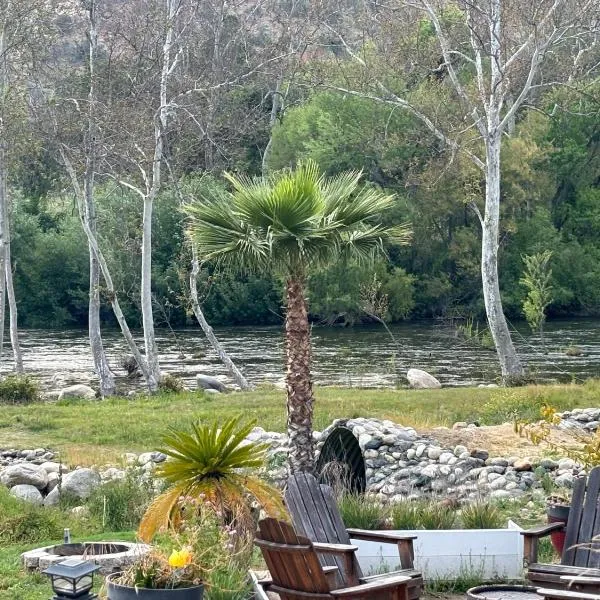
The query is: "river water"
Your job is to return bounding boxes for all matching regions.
[2,319,599,390]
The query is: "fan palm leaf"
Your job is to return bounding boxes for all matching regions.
[185,161,412,472]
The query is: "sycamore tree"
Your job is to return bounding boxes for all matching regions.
[325,0,600,383]
[186,161,410,472]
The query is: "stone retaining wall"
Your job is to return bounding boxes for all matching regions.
[1,413,588,506]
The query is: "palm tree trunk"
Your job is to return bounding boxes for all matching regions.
[285,276,315,473]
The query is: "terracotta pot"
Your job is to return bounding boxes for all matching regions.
[547,502,569,556]
[106,573,204,600]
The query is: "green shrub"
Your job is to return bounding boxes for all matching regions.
[479,389,546,424]
[87,471,154,531]
[338,494,389,529]
[390,501,420,530]
[159,373,185,393]
[0,375,41,404]
[460,501,503,529]
[0,487,63,543]
[417,501,456,529]
[205,565,252,600]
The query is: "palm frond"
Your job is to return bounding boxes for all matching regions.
[138,484,186,542]
[241,476,288,520]
[186,161,410,276]
[141,417,281,541]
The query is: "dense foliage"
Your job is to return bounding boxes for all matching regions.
[2,1,599,331]
[9,82,600,329]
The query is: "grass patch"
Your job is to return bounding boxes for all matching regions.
[0,381,595,463]
[338,494,389,529]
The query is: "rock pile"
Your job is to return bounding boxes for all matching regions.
[2,412,591,507]
[558,407,600,432]
[253,417,585,502]
[0,447,167,506]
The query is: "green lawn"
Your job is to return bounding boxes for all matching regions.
[0,381,595,599]
[1,381,598,465]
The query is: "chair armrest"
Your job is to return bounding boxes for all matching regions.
[347,529,417,543]
[313,542,358,554]
[560,576,600,586]
[521,523,565,565]
[330,574,411,598]
[313,543,360,586]
[347,528,417,570]
[521,523,565,538]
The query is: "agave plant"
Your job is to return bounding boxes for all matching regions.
[138,417,286,542]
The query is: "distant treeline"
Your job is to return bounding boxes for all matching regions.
[11,81,600,329]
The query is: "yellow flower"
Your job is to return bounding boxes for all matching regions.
[168,549,192,569]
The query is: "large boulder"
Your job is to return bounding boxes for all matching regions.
[0,463,48,490]
[196,374,227,393]
[52,373,94,387]
[40,462,63,475]
[407,368,441,389]
[43,468,101,506]
[58,385,97,400]
[10,484,43,505]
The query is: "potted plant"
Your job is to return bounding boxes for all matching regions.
[546,493,570,555]
[107,507,245,599]
[106,546,204,599]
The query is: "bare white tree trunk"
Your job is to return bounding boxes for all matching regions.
[0,20,21,374]
[3,198,22,372]
[137,0,180,391]
[85,0,115,396]
[189,247,252,390]
[60,149,155,390]
[482,131,523,381]
[0,144,7,368]
[262,79,282,176]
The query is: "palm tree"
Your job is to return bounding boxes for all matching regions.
[138,417,285,542]
[186,160,410,472]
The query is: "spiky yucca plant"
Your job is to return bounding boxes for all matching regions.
[138,418,286,542]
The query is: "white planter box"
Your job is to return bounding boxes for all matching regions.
[351,521,524,581]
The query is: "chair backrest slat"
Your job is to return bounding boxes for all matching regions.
[256,517,331,595]
[563,467,600,567]
[286,472,364,582]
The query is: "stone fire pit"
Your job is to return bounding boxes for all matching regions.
[22,541,150,575]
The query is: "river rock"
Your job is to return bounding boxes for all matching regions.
[46,472,59,492]
[407,369,441,389]
[0,463,48,490]
[10,484,43,505]
[513,459,532,472]
[40,462,63,474]
[471,449,489,461]
[58,384,97,400]
[540,458,559,470]
[427,447,443,460]
[44,468,101,505]
[196,375,227,393]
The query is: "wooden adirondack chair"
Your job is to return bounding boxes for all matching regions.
[523,466,600,592]
[285,472,423,599]
[255,517,411,600]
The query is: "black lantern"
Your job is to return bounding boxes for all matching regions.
[43,558,99,599]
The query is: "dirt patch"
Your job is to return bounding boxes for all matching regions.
[420,423,582,459]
